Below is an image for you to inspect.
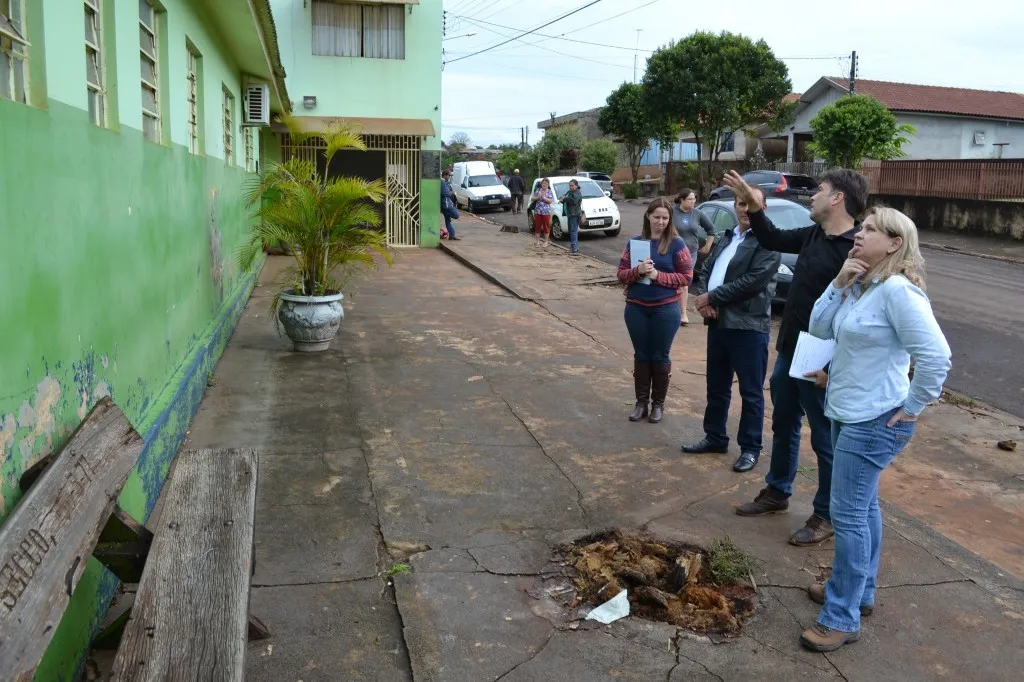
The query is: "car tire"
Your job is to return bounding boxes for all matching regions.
[526,211,535,233]
[551,217,565,241]
[503,206,511,212]
[604,228,621,237]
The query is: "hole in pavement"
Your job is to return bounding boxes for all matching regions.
[550,530,759,635]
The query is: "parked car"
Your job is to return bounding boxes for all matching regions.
[527,176,621,240]
[451,160,512,213]
[708,171,818,206]
[574,171,614,196]
[696,198,814,306]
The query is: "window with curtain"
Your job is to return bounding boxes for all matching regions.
[311,1,405,60]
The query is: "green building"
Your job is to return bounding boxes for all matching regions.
[268,0,444,247]
[0,0,288,676]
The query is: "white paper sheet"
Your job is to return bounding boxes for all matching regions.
[629,239,652,285]
[789,331,836,381]
[585,589,630,624]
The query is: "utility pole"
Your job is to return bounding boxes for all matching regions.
[633,30,643,83]
[849,50,858,94]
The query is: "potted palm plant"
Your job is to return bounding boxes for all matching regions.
[237,118,392,352]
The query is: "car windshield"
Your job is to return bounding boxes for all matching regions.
[468,174,501,187]
[765,204,812,229]
[555,180,605,199]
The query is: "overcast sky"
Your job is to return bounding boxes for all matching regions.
[440,0,1024,147]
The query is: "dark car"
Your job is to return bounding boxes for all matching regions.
[697,198,813,306]
[708,171,818,205]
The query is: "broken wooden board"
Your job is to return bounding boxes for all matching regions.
[0,397,144,681]
[110,448,258,682]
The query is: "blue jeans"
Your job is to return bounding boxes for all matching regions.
[568,214,580,253]
[764,352,834,521]
[444,213,455,239]
[624,302,682,363]
[703,327,769,452]
[819,408,915,631]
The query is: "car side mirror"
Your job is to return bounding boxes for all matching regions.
[604,191,611,198]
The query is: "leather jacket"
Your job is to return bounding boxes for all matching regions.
[696,227,781,334]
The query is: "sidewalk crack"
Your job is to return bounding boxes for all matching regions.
[494,630,555,681]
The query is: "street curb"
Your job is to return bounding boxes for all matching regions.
[472,214,619,270]
[438,242,540,301]
[919,241,1024,266]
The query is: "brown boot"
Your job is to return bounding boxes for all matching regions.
[800,622,860,652]
[629,361,651,421]
[790,515,834,546]
[808,583,873,616]
[735,486,789,516]
[648,363,671,423]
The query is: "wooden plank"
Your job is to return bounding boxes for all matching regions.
[110,448,258,682]
[0,397,143,681]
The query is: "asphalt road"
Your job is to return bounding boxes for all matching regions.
[482,202,1024,418]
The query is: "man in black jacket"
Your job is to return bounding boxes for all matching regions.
[507,169,527,214]
[681,187,781,473]
[722,169,868,546]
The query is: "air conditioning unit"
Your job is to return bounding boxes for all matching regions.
[244,83,270,126]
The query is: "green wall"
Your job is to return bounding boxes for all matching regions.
[0,0,274,678]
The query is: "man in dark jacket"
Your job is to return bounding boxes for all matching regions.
[507,169,527,214]
[722,168,868,546]
[681,187,781,473]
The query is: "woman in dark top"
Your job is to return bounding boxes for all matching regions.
[673,188,714,325]
[617,197,694,423]
[562,179,584,256]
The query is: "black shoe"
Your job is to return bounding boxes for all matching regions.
[732,450,759,472]
[681,437,728,454]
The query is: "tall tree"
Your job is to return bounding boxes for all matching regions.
[598,82,675,184]
[642,32,794,195]
[448,131,472,151]
[808,95,915,168]
[536,124,586,174]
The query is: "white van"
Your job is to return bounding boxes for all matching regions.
[451,161,512,213]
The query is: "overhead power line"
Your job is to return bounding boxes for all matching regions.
[450,14,655,52]
[445,0,606,64]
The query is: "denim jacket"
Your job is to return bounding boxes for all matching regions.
[808,275,952,423]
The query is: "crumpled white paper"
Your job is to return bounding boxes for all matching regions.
[585,589,630,624]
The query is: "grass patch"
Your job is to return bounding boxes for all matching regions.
[385,562,411,577]
[943,391,978,408]
[707,536,759,584]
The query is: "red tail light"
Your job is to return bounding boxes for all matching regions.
[774,175,788,193]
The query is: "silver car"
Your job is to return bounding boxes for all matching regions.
[574,171,613,196]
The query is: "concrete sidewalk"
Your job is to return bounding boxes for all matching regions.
[181,240,1024,681]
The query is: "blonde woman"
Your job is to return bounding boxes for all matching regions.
[800,207,951,653]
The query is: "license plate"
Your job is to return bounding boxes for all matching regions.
[488,199,500,205]
[588,218,605,226]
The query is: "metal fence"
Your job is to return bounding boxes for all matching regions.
[861,160,1024,201]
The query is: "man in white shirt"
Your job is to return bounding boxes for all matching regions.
[681,188,781,472]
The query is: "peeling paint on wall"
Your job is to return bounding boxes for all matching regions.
[15,376,61,463]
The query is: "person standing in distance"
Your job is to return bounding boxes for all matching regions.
[532,178,555,248]
[672,189,715,326]
[616,197,694,423]
[562,179,584,256]
[682,186,781,473]
[722,168,868,547]
[508,169,526,214]
[441,169,460,241]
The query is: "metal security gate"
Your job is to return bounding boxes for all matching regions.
[280,133,422,247]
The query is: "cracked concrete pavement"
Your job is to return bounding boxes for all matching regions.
[177,233,1024,681]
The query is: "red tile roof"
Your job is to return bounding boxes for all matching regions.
[828,78,1024,121]
[783,93,801,104]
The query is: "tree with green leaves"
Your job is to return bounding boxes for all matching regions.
[536,124,586,174]
[642,31,794,195]
[598,82,675,184]
[580,140,618,175]
[808,95,915,168]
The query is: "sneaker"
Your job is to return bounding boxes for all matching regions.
[735,487,789,516]
[807,583,873,616]
[790,515,834,546]
[800,623,860,652]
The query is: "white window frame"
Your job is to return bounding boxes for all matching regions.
[222,86,234,166]
[139,0,160,142]
[84,0,106,126]
[0,0,29,103]
[186,46,199,154]
[243,125,255,172]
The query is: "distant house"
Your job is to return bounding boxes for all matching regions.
[676,93,801,162]
[762,77,1024,162]
[538,107,608,141]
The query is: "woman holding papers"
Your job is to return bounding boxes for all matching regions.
[616,197,694,423]
[799,207,951,653]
